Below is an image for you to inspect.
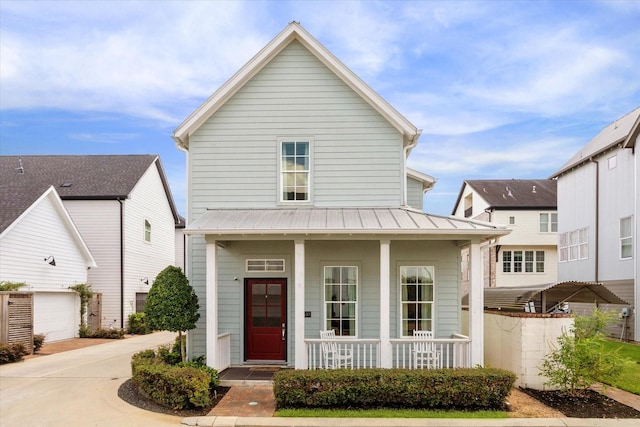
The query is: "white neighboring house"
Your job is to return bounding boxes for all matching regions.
[452,179,558,295]
[551,107,639,341]
[0,186,96,342]
[0,155,181,330]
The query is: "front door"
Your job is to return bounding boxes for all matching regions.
[245,279,287,361]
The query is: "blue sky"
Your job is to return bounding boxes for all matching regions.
[1,0,639,217]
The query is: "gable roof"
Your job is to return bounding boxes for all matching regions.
[0,155,180,232]
[551,106,640,178]
[452,179,557,214]
[173,22,421,150]
[1,186,97,267]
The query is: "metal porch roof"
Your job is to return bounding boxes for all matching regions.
[462,281,630,312]
[185,207,510,238]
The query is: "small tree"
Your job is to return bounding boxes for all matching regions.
[69,283,93,337]
[144,266,199,363]
[539,307,625,395]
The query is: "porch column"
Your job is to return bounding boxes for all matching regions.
[380,240,392,368]
[205,241,218,369]
[468,241,484,366]
[294,240,306,369]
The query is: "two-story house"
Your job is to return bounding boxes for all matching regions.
[173,22,509,371]
[0,155,180,332]
[551,107,639,341]
[452,179,558,294]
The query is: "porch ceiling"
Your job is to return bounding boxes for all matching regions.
[185,207,509,240]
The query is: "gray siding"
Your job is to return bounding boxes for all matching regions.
[188,40,404,212]
[406,176,424,211]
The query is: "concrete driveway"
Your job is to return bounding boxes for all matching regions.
[0,331,180,427]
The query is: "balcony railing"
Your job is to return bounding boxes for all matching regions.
[304,334,471,370]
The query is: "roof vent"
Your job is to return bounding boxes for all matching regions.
[16,158,24,174]
[61,182,72,188]
[532,185,537,193]
[506,186,513,197]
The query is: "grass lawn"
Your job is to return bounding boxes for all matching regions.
[275,408,508,418]
[599,339,640,394]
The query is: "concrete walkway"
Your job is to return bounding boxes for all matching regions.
[0,331,179,427]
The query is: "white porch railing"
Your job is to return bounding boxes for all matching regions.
[216,332,231,371]
[304,334,471,370]
[305,338,380,369]
[390,334,471,369]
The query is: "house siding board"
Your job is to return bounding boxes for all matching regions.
[188,40,403,211]
[64,200,122,326]
[122,162,176,325]
[407,176,424,211]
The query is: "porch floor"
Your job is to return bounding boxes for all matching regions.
[219,366,281,385]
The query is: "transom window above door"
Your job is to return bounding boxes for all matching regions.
[280,139,310,202]
[324,266,357,337]
[400,266,434,337]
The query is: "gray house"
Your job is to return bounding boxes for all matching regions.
[174,22,508,371]
[551,107,639,341]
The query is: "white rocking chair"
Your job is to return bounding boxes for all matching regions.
[413,330,441,369]
[320,329,353,369]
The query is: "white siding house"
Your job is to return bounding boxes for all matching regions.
[0,186,96,341]
[551,107,639,341]
[0,155,181,330]
[173,23,509,371]
[452,180,557,295]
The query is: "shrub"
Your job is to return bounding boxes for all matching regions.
[33,334,45,353]
[0,342,28,364]
[131,347,218,409]
[127,313,150,335]
[0,281,26,291]
[273,368,515,410]
[88,328,125,339]
[157,340,182,365]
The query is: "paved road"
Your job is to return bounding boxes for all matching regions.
[0,331,180,427]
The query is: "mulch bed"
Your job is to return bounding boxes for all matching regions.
[117,379,230,417]
[522,388,640,418]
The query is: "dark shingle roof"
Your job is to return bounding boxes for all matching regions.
[459,179,557,211]
[0,155,179,233]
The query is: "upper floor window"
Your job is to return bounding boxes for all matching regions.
[608,154,617,170]
[620,216,633,259]
[281,140,310,202]
[509,216,516,225]
[400,266,434,336]
[539,213,558,233]
[559,227,588,262]
[144,219,151,242]
[324,266,357,336]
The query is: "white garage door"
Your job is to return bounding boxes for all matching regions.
[33,293,78,342]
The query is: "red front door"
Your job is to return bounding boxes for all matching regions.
[245,279,287,361]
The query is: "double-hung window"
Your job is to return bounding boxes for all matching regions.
[620,216,633,259]
[400,266,434,336]
[144,220,151,242]
[539,213,558,232]
[281,140,310,202]
[324,266,357,336]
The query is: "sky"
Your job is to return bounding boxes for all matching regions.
[1,0,639,217]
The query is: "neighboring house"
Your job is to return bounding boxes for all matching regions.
[0,185,96,342]
[0,155,180,330]
[551,107,639,341]
[173,22,508,371]
[452,180,558,294]
[175,215,186,271]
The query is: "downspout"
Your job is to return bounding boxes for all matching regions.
[589,158,599,282]
[117,198,124,328]
[402,132,420,206]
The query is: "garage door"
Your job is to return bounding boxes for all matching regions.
[33,293,78,342]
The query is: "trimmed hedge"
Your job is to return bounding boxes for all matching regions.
[273,368,516,410]
[127,313,150,335]
[131,347,219,410]
[0,342,28,364]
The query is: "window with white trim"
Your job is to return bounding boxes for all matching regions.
[324,266,357,336]
[608,154,617,170]
[620,216,633,259]
[144,220,151,242]
[503,250,545,273]
[559,227,588,262]
[280,140,310,202]
[509,216,516,225]
[539,213,558,233]
[400,266,434,336]
[246,259,285,272]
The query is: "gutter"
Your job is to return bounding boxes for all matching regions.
[589,158,599,282]
[402,131,421,206]
[117,198,124,328]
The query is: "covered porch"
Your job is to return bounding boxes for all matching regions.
[186,207,509,371]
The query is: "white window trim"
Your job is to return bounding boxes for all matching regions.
[502,250,545,273]
[143,219,151,243]
[323,265,358,338]
[608,154,617,170]
[399,265,435,338]
[278,137,313,205]
[560,227,588,262]
[246,259,285,272]
[539,212,558,233]
[620,216,633,260]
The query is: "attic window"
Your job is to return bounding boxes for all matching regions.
[60,182,72,187]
